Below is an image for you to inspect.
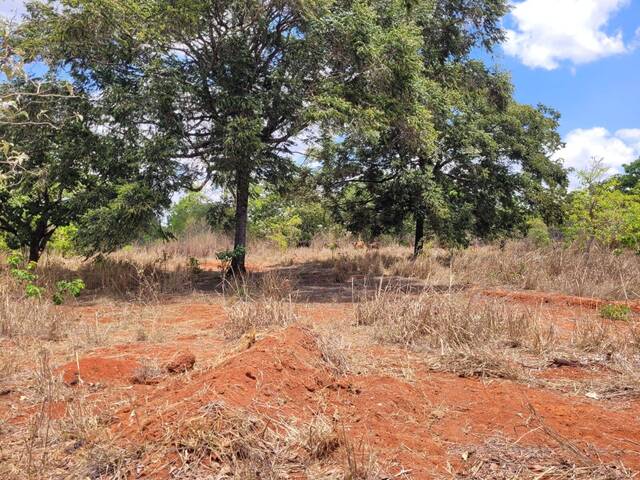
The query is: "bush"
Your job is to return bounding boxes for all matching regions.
[49,224,79,257]
[599,304,632,321]
[526,217,551,247]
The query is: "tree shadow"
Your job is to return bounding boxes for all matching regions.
[192,257,470,304]
[37,253,469,305]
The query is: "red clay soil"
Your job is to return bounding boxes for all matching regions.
[98,325,640,478]
[58,356,141,385]
[484,288,640,313]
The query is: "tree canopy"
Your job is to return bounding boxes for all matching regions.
[2,0,576,264]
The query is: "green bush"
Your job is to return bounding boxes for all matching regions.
[49,225,79,257]
[526,217,551,247]
[248,185,332,248]
[599,304,632,321]
[6,252,85,304]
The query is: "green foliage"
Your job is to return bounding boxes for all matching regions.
[7,252,41,298]
[187,257,202,274]
[216,246,246,263]
[526,218,551,247]
[599,304,632,321]
[168,192,211,235]
[564,160,640,251]
[15,0,569,263]
[617,158,640,193]
[216,246,247,273]
[53,279,86,305]
[5,251,84,303]
[249,184,331,249]
[49,225,79,257]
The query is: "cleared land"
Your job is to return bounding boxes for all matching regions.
[1,239,640,479]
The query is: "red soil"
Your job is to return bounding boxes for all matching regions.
[96,325,640,478]
[59,356,141,385]
[6,285,640,478]
[484,288,640,313]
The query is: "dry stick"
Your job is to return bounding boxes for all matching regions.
[526,403,593,466]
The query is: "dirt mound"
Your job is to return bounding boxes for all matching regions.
[59,356,141,385]
[44,322,640,478]
[164,351,196,373]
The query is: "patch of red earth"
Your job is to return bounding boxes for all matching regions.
[298,303,353,323]
[58,356,141,385]
[535,365,611,381]
[483,288,640,314]
[100,326,640,478]
[7,400,69,425]
[160,303,226,325]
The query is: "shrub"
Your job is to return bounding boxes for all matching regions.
[599,304,632,321]
[526,217,551,247]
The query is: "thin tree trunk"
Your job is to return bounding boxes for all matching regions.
[413,157,427,259]
[231,167,250,274]
[413,209,425,259]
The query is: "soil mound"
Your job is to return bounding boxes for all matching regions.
[59,356,141,385]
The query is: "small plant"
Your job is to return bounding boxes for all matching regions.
[53,279,86,305]
[5,252,84,304]
[187,256,202,274]
[216,245,246,269]
[599,303,632,321]
[7,253,43,298]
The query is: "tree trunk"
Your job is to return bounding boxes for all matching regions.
[28,220,49,263]
[231,167,250,274]
[28,238,41,263]
[413,209,425,259]
[413,157,427,259]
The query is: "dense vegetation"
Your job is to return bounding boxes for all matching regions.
[1,1,639,266]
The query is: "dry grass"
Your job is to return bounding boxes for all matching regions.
[0,279,67,342]
[166,401,384,479]
[223,298,297,340]
[453,403,635,479]
[315,239,640,301]
[354,289,554,380]
[450,241,640,300]
[451,435,633,479]
[223,269,296,301]
[312,329,353,376]
[355,286,640,397]
[356,289,555,353]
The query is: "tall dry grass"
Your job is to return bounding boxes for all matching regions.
[355,286,640,395]
[323,240,640,300]
[450,241,640,300]
[0,275,67,341]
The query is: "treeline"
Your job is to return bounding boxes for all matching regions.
[0,1,638,268]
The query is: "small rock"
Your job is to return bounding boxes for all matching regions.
[165,352,196,374]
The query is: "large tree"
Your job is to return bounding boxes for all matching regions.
[318,0,567,253]
[0,78,166,261]
[24,0,333,272]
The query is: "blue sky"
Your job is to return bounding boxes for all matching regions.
[2,0,639,179]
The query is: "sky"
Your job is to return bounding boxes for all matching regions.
[2,0,639,181]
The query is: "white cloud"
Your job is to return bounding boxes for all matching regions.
[504,0,632,69]
[556,127,640,186]
[0,0,27,21]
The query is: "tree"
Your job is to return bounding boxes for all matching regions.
[318,0,567,254]
[0,79,118,261]
[24,0,332,272]
[167,192,212,236]
[565,158,640,252]
[617,158,640,193]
